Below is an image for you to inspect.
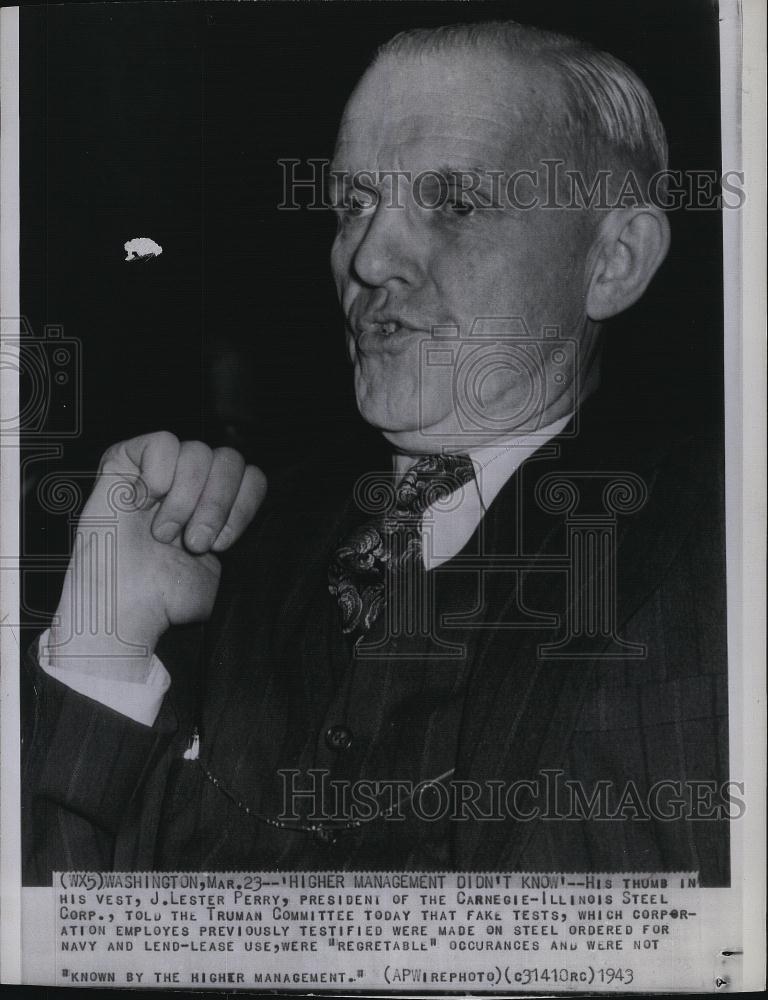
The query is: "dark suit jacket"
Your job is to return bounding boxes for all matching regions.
[22,393,730,885]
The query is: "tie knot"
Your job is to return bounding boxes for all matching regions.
[394,452,476,516]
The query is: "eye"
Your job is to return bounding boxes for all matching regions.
[347,193,374,216]
[448,198,475,217]
[442,180,479,218]
[333,190,378,227]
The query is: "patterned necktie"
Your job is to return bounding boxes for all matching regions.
[328,453,476,637]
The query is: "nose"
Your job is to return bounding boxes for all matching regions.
[348,202,420,289]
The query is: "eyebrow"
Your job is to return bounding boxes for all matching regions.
[328,163,501,183]
[433,163,502,183]
[434,162,494,176]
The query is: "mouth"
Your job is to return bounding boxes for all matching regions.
[352,314,423,351]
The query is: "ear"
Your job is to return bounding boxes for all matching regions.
[585,208,671,321]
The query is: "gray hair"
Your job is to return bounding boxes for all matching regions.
[375,20,668,184]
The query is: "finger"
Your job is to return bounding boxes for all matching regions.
[183,447,246,553]
[151,441,214,543]
[211,465,268,552]
[101,431,180,509]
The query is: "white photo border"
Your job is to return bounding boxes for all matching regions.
[1,0,765,990]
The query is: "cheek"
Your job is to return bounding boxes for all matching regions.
[439,237,583,333]
[431,247,522,324]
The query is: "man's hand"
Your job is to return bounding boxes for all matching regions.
[49,432,266,679]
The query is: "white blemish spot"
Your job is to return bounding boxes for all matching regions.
[183,728,200,761]
[124,236,163,261]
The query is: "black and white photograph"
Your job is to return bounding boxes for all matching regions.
[0,0,764,992]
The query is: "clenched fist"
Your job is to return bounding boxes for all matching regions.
[50,432,266,680]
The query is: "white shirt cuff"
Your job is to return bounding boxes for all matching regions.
[37,629,171,727]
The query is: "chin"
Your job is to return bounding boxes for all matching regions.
[354,359,457,430]
[355,388,419,433]
[356,395,460,457]
[352,368,416,431]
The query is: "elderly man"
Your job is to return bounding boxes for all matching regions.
[23,21,728,884]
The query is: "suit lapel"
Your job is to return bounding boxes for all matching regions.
[451,398,707,869]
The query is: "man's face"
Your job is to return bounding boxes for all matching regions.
[330,51,597,453]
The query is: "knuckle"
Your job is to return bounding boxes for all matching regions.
[100,441,130,475]
[152,429,179,451]
[180,440,213,472]
[181,439,212,459]
[215,446,245,469]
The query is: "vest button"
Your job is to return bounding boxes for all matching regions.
[325,724,353,751]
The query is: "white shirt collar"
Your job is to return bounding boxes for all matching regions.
[463,413,573,511]
[392,413,573,506]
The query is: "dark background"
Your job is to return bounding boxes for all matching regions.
[19,0,724,626]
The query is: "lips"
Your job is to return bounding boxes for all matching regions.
[352,315,424,355]
[354,313,416,338]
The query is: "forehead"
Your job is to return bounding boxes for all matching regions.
[333,50,562,173]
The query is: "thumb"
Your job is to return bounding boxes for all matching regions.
[100,431,180,508]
